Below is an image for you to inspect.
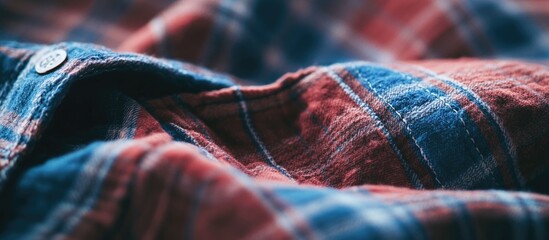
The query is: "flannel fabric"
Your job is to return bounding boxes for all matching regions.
[2,0,549,82]
[0,0,548,240]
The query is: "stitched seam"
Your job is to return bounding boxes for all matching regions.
[353,67,444,187]
[322,67,423,189]
[397,73,488,172]
[409,64,526,188]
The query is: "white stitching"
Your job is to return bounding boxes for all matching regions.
[409,63,526,187]
[352,65,444,187]
[322,67,424,188]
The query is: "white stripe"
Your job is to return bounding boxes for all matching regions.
[233,86,294,180]
[411,64,526,187]
[321,67,425,188]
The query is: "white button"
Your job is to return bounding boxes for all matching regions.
[35,49,67,74]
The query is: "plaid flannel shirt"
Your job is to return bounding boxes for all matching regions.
[0,0,549,239]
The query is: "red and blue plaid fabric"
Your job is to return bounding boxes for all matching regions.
[0,0,549,239]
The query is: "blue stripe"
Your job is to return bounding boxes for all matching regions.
[272,186,427,239]
[346,64,501,188]
[139,101,199,144]
[412,65,525,188]
[323,68,423,189]
[162,123,220,163]
[161,122,197,144]
[172,95,214,142]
